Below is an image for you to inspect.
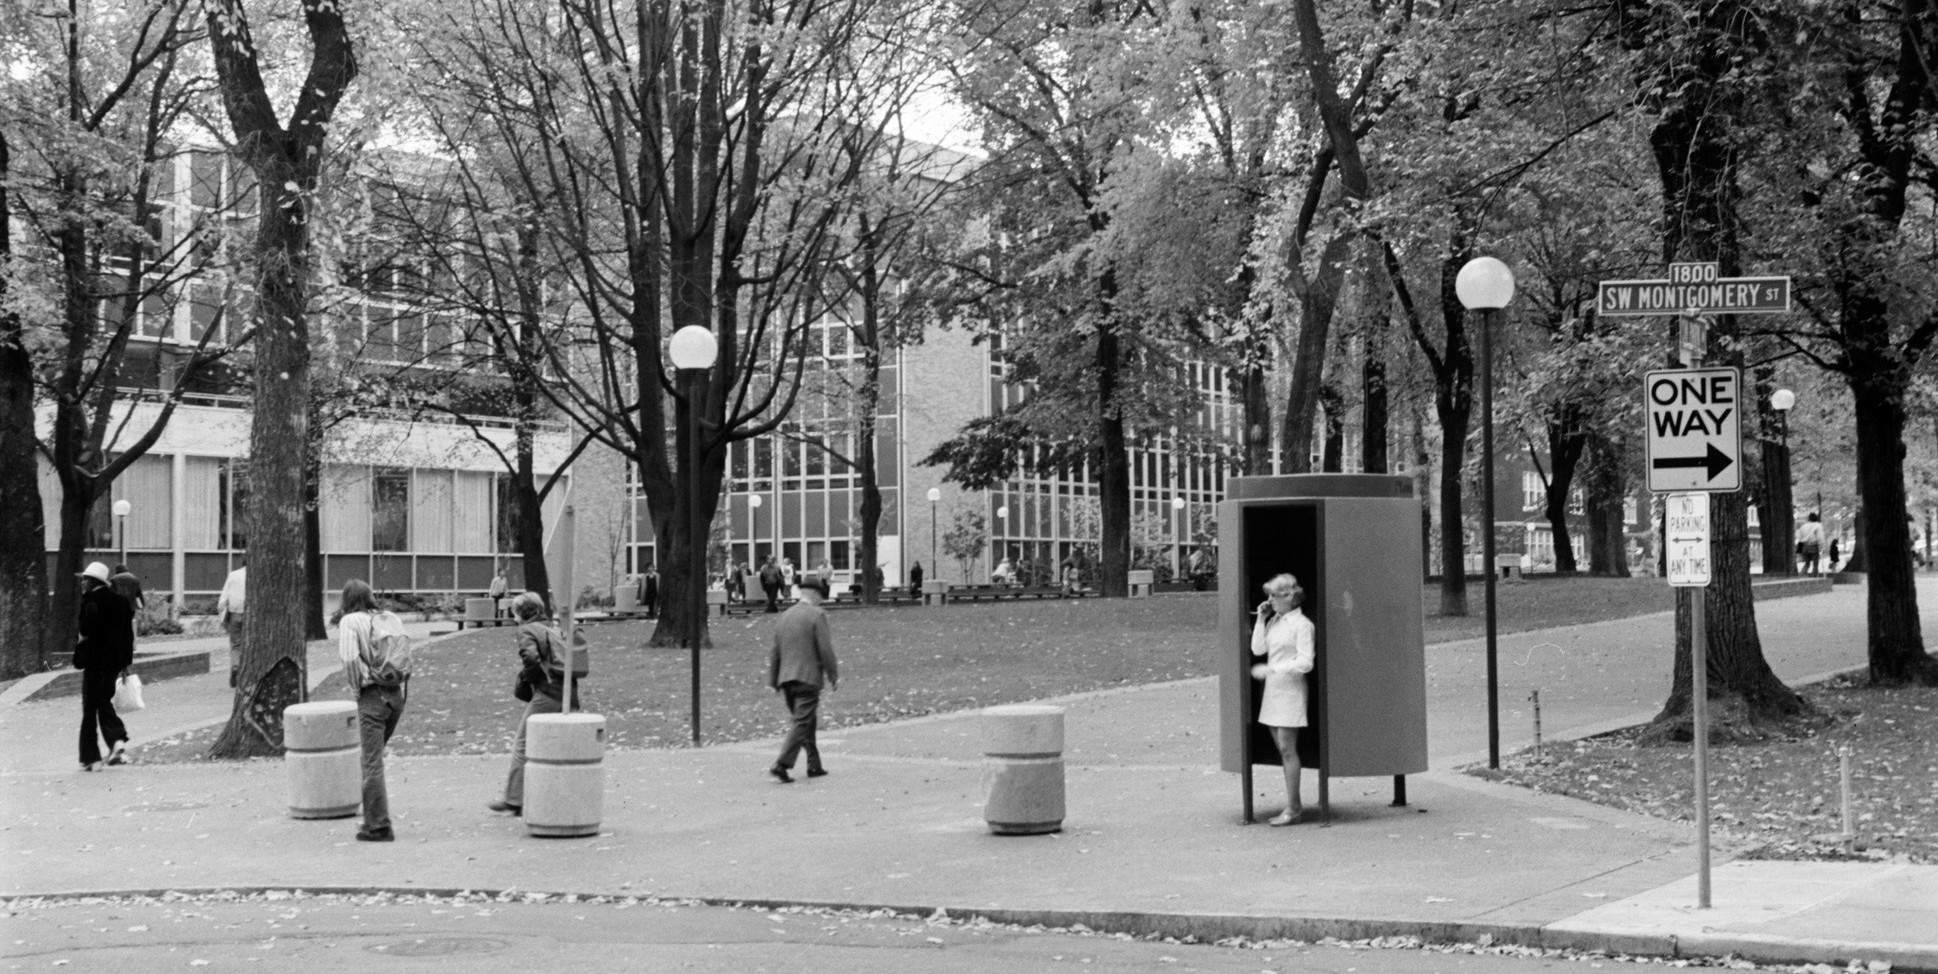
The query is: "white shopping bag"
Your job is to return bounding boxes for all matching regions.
[113,672,146,711]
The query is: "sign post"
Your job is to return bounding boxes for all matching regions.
[1615,261,1789,912]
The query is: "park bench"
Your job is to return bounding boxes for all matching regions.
[949,584,1070,602]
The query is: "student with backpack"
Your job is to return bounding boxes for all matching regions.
[337,579,412,842]
[489,592,582,816]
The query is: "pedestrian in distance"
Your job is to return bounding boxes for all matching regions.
[489,592,580,817]
[815,557,834,590]
[908,561,924,593]
[768,576,838,783]
[109,563,145,638]
[1828,537,1841,573]
[759,556,783,613]
[1797,512,1825,576]
[215,561,246,687]
[993,555,1014,585]
[74,561,135,772]
[781,557,798,599]
[488,565,509,616]
[639,564,660,619]
[1250,573,1314,826]
[337,579,413,842]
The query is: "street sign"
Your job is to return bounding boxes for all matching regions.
[1645,367,1742,492]
[1666,492,1711,587]
[1598,263,1789,318]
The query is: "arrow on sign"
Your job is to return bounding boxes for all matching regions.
[1652,443,1734,481]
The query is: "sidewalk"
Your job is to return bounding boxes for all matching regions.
[1,592,1931,971]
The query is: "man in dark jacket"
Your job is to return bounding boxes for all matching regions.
[767,577,837,783]
[759,557,784,613]
[75,561,135,771]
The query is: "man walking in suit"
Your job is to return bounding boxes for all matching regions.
[768,576,838,783]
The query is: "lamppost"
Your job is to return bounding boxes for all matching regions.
[747,492,763,583]
[995,504,1008,578]
[1770,389,1795,574]
[1456,255,1515,771]
[1172,495,1186,577]
[669,325,718,747]
[926,487,941,580]
[112,499,132,566]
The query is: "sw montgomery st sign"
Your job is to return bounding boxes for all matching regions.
[1598,276,1791,316]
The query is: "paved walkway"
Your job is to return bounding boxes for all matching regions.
[1,588,1932,971]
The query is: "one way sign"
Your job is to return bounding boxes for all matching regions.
[1645,368,1742,493]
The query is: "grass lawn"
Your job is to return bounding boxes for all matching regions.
[137,577,1670,765]
[1472,675,1937,864]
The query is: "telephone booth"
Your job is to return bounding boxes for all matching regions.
[1217,474,1429,822]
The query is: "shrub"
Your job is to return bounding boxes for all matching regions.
[136,599,182,636]
[577,585,613,610]
[179,596,219,617]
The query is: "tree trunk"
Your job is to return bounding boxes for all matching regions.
[0,132,48,678]
[303,449,327,642]
[856,365,884,603]
[205,0,356,758]
[1096,301,1131,598]
[1361,311,1388,474]
[1850,376,1938,683]
[1435,394,1472,616]
[1319,383,1344,473]
[514,421,551,612]
[1644,489,1809,743]
[211,160,311,758]
[47,475,98,669]
[1583,439,1631,577]
[1753,365,1795,575]
[1541,419,1585,573]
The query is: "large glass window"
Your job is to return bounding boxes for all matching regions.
[371,467,411,551]
[220,459,249,550]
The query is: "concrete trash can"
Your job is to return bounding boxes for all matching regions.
[1127,569,1155,598]
[923,579,948,606]
[284,701,360,819]
[465,598,496,625]
[613,584,638,613]
[524,713,606,837]
[981,704,1065,835]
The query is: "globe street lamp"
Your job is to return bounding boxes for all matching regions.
[1456,255,1515,771]
[926,487,941,582]
[1770,389,1796,574]
[995,504,1008,579]
[669,325,718,747]
[1172,495,1186,577]
[112,499,132,566]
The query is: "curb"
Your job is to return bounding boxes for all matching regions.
[4,885,1928,971]
[7,649,211,705]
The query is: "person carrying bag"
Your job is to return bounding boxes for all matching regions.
[491,592,589,815]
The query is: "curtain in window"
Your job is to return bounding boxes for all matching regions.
[539,474,570,548]
[412,468,453,553]
[371,467,410,552]
[182,457,223,550]
[454,471,493,553]
[37,459,60,549]
[117,455,173,549]
[320,465,371,553]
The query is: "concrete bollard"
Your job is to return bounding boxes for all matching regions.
[981,704,1065,835]
[923,579,949,606]
[524,712,606,838]
[284,701,360,819]
[1127,569,1155,598]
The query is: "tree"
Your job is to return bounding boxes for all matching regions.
[1761,0,1938,684]
[0,130,42,680]
[940,508,986,582]
[400,0,923,648]
[0,0,243,677]
[205,0,357,757]
[1610,0,1810,740]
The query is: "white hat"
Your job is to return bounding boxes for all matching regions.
[78,562,111,584]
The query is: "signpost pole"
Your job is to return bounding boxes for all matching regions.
[1692,585,1710,908]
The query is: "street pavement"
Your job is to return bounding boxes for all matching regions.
[2,583,1934,971]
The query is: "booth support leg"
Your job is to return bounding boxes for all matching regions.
[1392,774,1407,807]
[1319,770,1330,825]
[1241,765,1254,824]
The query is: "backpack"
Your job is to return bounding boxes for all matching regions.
[363,611,414,687]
